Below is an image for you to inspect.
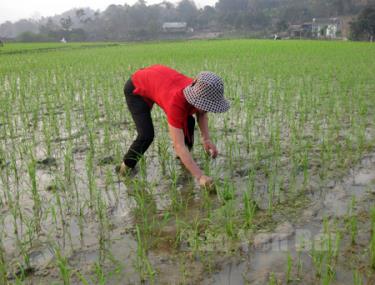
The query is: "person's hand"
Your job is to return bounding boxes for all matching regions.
[198,175,215,191]
[203,139,218,158]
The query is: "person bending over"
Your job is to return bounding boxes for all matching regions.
[119,64,230,188]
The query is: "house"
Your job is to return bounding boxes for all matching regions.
[288,23,312,39]
[288,18,342,39]
[162,22,188,33]
[312,18,341,39]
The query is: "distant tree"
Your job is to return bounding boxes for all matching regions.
[276,19,288,32]
[17,31,47,42]
[157,1,178,22]
[97,5,128,40]
[160,1,175,10]
[0,19,39,38]
[215,0,249,13]
[329,0,355,16]
[0,21,14,38]
[350,5,375,40]
[39,18,59,34]
[60,16,73,30]
[196,5,218,29]
[177,0,198,27]
[76,8,85,20]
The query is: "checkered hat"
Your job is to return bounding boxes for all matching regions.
[183,71,230,113]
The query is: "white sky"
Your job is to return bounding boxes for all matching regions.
[0,0,218,24]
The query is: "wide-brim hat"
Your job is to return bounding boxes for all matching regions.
[183,71,230,113]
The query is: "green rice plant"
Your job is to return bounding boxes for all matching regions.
[177,254,189,284]
[174,216,188,249]
[267,173,275,215]
[138,155,148,184]
[75,271,91,285]
[64,100,73,139]
[167,163,183,212]
[96,188,110,264]
[103,122,112,155]
[78,205,85,247]
[1,164,21,240]
[218,179,235,204]
[41,111,53,157]
[54,184,67,239]
[302,148,310,189]
[322,263,335,285]
[0,237,7,285]
[296,251,303,279]
[221,201,236,238]
[352,269,363,285]
[104,167,118,202]
[310,240,324,278]
[157,138,169,175]
[186,217,207,257]
[242,189,257,229]
[132,180,157,246]
[85,150,97,209]
[56,248,71,285]
[135,225,155,282]
[63,142,74,188]
[27,157,41,233]
[268,272,277,285]
[346,196,358,245]
[87,126,97,155]
[286,252,292,283]
[325,218,341,262]
[370,206,375,270]
[201,182,213,214]
[94,262,107,285]
[311,218,341,282]
[1,39,375,284]
[50,204,58,231]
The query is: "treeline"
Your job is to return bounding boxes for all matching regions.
[0,0,374,41]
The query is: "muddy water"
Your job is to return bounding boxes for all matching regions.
[204,153,375,285]
[2,107,375,285]
[3,145,375,284]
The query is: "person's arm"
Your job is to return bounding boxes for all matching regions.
[196,111,218,158]
[168,124,213,188]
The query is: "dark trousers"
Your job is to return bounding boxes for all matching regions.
[123,79,195,168]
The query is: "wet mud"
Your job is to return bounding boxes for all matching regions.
[204,152,375,285]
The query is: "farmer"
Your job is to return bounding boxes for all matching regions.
[119,64,230,188]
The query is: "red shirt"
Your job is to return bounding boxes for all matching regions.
[131,65,197,139]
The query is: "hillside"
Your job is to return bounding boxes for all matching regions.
[0,0,374,41]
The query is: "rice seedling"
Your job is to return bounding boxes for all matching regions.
[296,251,303,279]
[286,252,293,283]
[56,248,71,285]
[0,238,7,285]
[346,196,358,245]
[370,207,375,270]
[353,269,363,285]
[242,189,257,229]
[0,39,374,284]
[93,262,107,285]
[27,157,42,233]
[135,225,155,282]
[268,272,277,285]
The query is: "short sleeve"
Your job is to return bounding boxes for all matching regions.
[167,103,185,129]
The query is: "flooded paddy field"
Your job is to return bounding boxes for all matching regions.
[1,40,375,284]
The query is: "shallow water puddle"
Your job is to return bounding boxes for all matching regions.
[203,153,375,285]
